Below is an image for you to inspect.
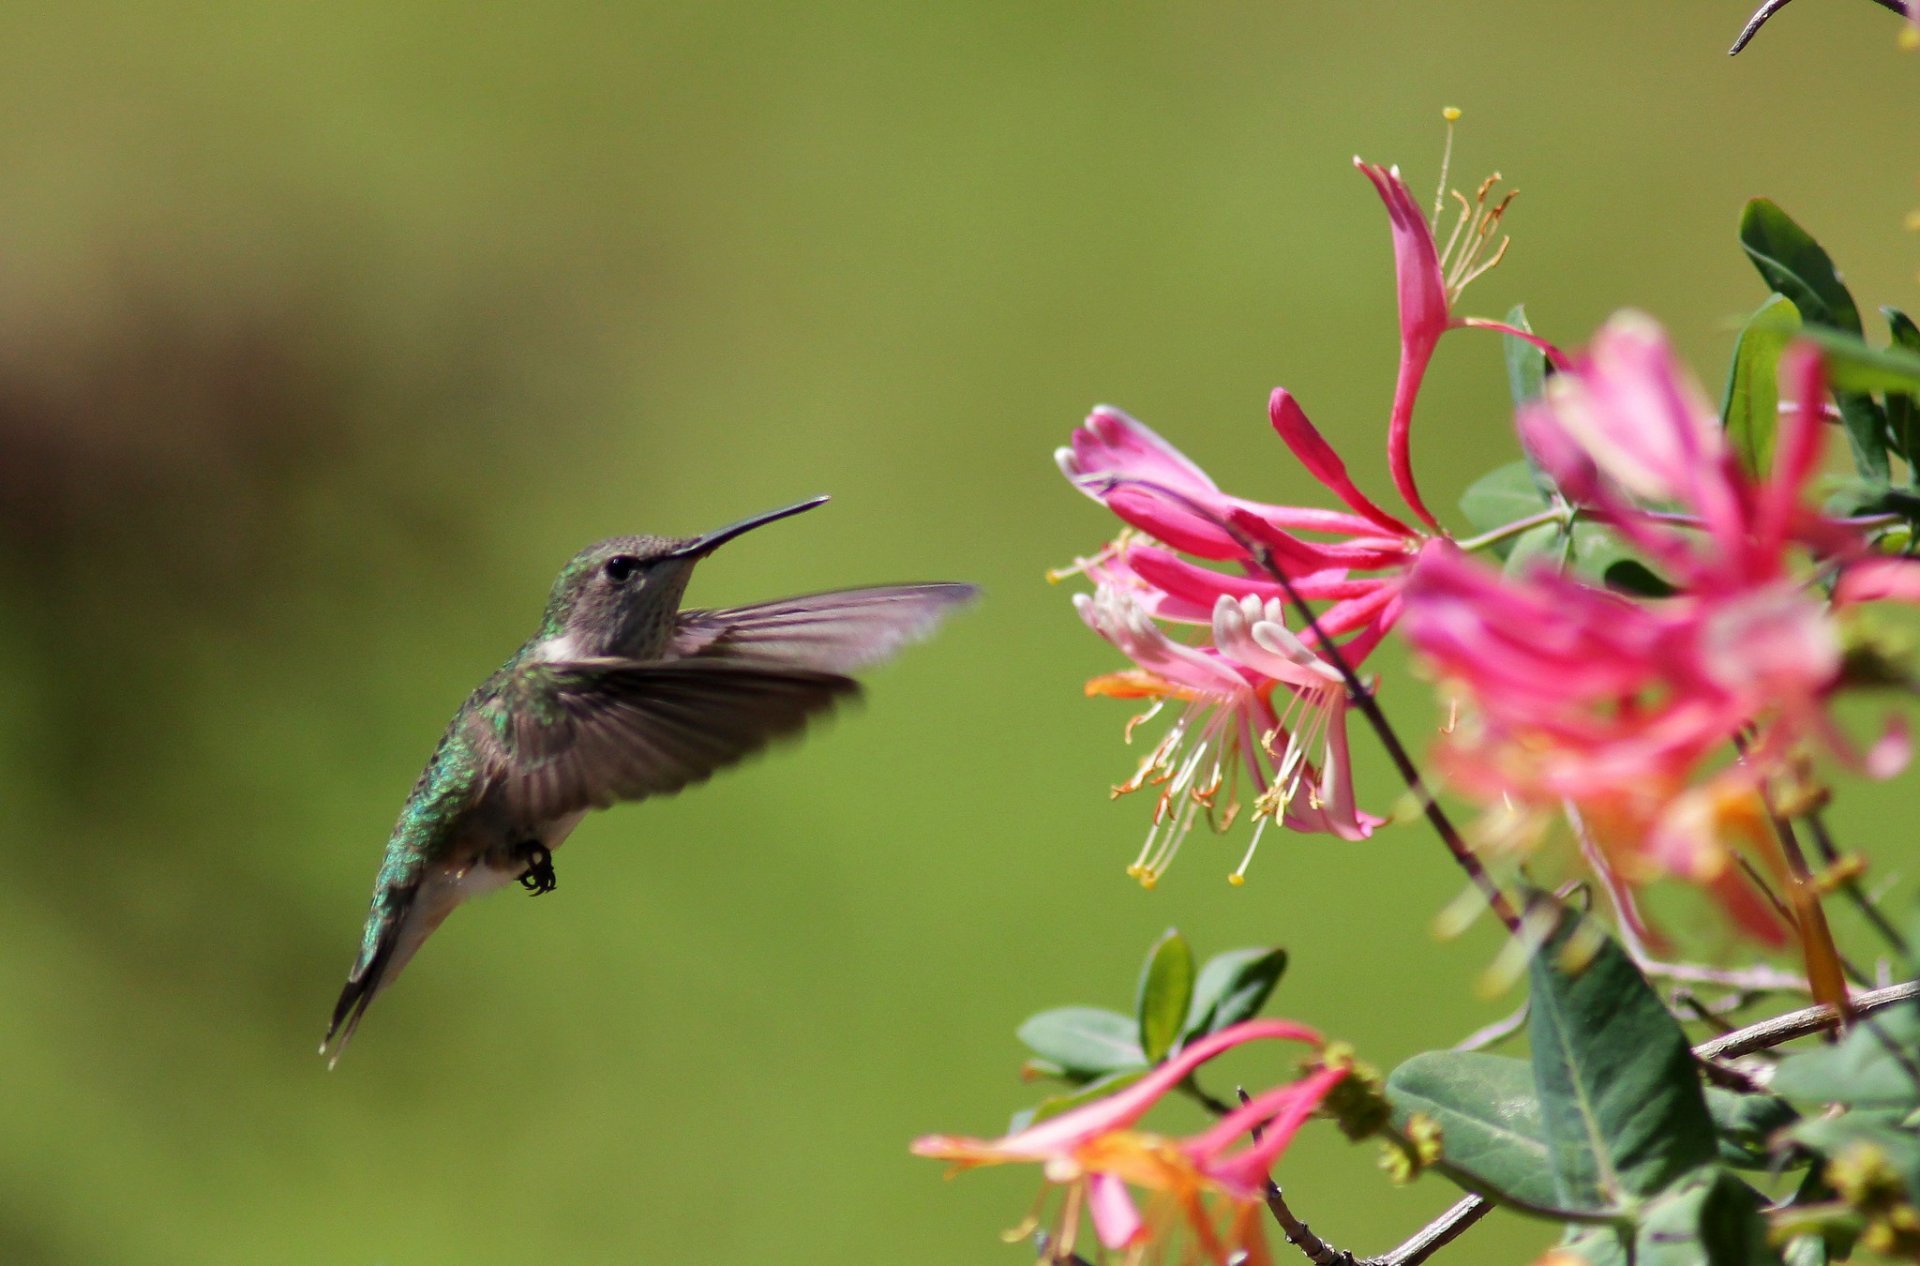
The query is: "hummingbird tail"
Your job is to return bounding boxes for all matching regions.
[321,873,463,1067]
[321,888,439,1068]
[320,933,397,1069]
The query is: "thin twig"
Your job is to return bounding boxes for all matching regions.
[1079,475,1521,933]
[1805,809,1911,959]
[1242,545,1522,933]
[1367,1196,1492,1266]
[1731,0,1913,55]
[1453,1001,1528,1052]
[1695,978,1919,1059]
[1240,1087,1362,1265]
[1267,1184,1360,1266]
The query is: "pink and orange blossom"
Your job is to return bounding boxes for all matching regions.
[1401,312,1920,949]
[1056,144,1567,886]
[1072,582,1379,887]
[1353,156,1563,530]
[913,1019,1345,1265]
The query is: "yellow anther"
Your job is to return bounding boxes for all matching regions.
[1227,873,1246,887]
[1442,106,1462,121]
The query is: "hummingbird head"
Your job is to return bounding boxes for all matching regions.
[536,496,829,659]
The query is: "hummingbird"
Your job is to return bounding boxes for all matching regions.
[322,495,974,1065]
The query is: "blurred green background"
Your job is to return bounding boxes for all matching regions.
[0,3,1914,1262]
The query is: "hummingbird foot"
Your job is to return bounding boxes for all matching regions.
[516,843,558,896]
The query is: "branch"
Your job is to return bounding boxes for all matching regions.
[1694,978,1919,1060]
[1266,1183,1360,1266]
[1367,1196,1492,1266]
[1731,0,1913,55]
[1077,475,1521,933]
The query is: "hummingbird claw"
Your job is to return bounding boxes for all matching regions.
[517,843,558,896]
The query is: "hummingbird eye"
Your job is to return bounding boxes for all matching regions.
[602,555,641,584]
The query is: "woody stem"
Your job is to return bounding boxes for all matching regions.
[1249,546,1522,934]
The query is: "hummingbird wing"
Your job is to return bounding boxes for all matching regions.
[669,583,978,672]
[475,657,861,823]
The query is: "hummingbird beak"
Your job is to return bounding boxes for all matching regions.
[668,495,830,559]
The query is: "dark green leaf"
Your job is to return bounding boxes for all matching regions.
[1681,1168,1786,1266]
[1017,1007,1147,1081]
[1384,1048,1792,1206]
[1135,929,1195,1064]
[1529,910,1719,1210]
[1012,1067,1150,1133]
[1560,1169,1782,1266]
[1770,1002,1920,1111]
[1740,199,1862,335]
[1385,1050,1559,1208]
[1740,200,1887,477]
[1886,307,1920,480]
[1602,557,1679,598]
[1706,1090,1799,1169]
[1181,947,1287,1043]
[1720,294,1801,479]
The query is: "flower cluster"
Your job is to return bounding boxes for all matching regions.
[1055,153,1546,887]
[913,1019,1345,1265]
[1399,314,1920,944]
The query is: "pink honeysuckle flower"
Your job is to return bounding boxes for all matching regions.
[1072,582,1379,887]
[1354,157,1563,532]
[913,1018,1342,1265]
[1515,316,1873,595]
[1399,542,1800,943]
[1058,404,1406,563]
[1056,147,1572,879]
[1401,317,1920,944]
[1060,396,1425,658]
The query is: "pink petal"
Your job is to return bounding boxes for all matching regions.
[1356,158,1450,532]
[1189,1065,1349,1196]
[978,1019,1322,1159]
[1836,558,1920,605]
[1269,388,1414,536]
[1087,1173,1145,1250]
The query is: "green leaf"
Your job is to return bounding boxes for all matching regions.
[1461,461,1559,562]
[1135,929,1195,1064]
[1885,307,1920,481]
[1740,199,1862,335]
[1011,1067,1150,1133]
[1384,1049,1792,1207]
[1800,326,1920,399]
[1740,199,1888,478]
[1461,461,1548,534]
[1561,1169,1782,1266]
[1707,1091,1799,1169]
[1505,303,1552,408]
[1529,910,1719,1211]
[1017,1007,1147,1081]
[1720,294,1801,479]
[1789,1113,1920,1199]
[1770,1002,1920,1111]
[1181,947,1287,1043]
[1782,1235,1829,1266]
[1385,1050,1559,1208]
